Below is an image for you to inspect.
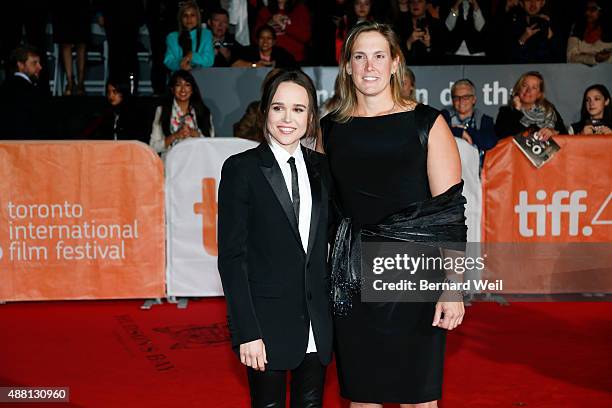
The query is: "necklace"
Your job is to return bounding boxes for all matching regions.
[355,102,396,117]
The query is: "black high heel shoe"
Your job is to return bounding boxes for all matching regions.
[76,83,86,96]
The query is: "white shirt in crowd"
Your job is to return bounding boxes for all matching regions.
[445,1,486,57]
[149,105,215,160]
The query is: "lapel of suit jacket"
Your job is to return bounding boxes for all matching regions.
[258,143,302,248]
[303,146,321,262]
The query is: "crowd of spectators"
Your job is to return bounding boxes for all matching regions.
[1,1,610,91]
[0,43,609,143]
[0,1,610,147]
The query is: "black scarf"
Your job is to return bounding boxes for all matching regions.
[330,181,468,316]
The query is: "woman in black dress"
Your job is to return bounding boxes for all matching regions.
[319,21,465,407]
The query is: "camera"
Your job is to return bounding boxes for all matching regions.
[529,16,549,33]
[590,119,604,127]
[415,18,428,31]
[214,40,232,49]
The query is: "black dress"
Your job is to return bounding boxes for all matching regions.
[51,0,91,44]
[322,104,446,404]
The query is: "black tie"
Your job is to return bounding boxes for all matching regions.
[287,157,300,225]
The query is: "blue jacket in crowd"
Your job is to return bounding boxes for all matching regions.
[164,28,214,72]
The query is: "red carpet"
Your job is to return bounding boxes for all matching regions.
[1,299,610,407]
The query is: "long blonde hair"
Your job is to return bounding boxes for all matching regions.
[332,21,410,123]
[511,71,555,114]
[177,1,202,30]
[177,1,203,56]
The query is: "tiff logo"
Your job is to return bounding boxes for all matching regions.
[193,178,218,256]
[514,190,589,237]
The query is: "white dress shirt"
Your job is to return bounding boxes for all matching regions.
[14,72,32,83]
[268,139,317,354]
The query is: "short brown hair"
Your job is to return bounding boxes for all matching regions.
[10,44,39,72]
[259,69,320,146]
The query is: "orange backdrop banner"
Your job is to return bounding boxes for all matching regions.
[481,135,612,293]
[0,141,166,301]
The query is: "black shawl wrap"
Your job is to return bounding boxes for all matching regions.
[330,181,468,316]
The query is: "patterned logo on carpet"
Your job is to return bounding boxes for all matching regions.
[115,314,176,372]
[154,323,230,349]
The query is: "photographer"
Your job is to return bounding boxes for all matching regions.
[394,0,443,65]
[442,0,490,63]
[503,0,561,63]
[209,8,243,67]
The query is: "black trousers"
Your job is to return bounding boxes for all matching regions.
[246,352,326,408]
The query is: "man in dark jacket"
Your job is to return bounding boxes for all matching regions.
[0,45,50,139]
[209,8,243,67]
[502,0,562,63]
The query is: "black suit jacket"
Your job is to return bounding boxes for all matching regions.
[217,143,333,370]
[0,74,49,139]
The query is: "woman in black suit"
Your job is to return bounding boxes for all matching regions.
[217,69,333,408]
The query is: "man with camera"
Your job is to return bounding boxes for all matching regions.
[402,0,443,64]
[504,0,561,63]
[209,8,243,67]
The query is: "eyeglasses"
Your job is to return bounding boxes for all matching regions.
[451,95,474,102]
[586,5,601,12]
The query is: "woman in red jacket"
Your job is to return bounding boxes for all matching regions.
[255,0,311,63]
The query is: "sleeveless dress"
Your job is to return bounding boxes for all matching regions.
[322,104,446,404]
